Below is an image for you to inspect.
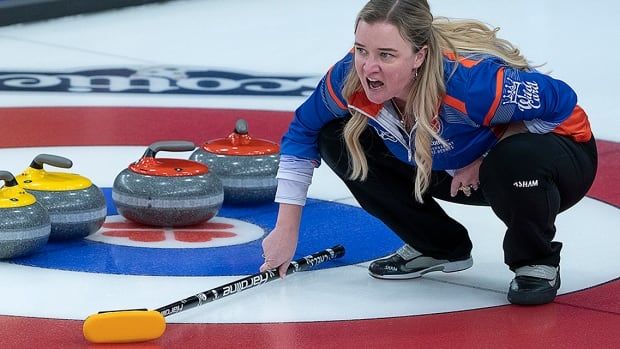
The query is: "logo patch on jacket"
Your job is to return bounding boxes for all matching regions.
[502,77,541,111]
[513,179,539,188]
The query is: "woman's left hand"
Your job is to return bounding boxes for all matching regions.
[450,157,483,197]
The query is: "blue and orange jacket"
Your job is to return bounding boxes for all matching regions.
[281,51,592,170]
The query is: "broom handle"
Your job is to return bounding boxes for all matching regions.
[155,245,345,317]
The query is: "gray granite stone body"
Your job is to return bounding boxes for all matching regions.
[190,149,278,204]
[0,203,51,259]
[112,169,223,226]
[27,185,107,240]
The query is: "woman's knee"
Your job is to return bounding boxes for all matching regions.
[479,134,569,222]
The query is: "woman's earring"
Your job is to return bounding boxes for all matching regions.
[413,68,418,80]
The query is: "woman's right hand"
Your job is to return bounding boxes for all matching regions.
[260,203,302,278]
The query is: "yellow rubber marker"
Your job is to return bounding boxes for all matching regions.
[83,310,166,344]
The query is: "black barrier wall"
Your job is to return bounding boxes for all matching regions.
[0,0,172,26]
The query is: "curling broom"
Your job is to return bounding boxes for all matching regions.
[83,245,345,343]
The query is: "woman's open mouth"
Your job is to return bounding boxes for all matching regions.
[367,78,384,90]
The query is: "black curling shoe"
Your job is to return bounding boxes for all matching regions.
[368,244,473,280]
[508,265,560,305]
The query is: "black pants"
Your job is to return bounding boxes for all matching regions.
[318,118,598,270]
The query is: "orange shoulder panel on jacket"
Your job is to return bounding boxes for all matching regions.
[443,51,482,68]
[553,105,592,142]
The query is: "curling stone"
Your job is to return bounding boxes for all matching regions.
[190,119,280,204]
[112,141,223,227]
[16,154,107,240]
[0,171,51,259]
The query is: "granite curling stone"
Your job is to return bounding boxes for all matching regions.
[190,119,280,204]
[0,171,51,259]
[113,140,223,227]
[17,154,107,240]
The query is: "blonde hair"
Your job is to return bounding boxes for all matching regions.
[342,0,529,202]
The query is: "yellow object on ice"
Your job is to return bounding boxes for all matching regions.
[0,181,36,208]
[83,309,166,344]
[17,167,92,191]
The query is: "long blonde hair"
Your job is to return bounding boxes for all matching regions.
[342,0,529,202]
